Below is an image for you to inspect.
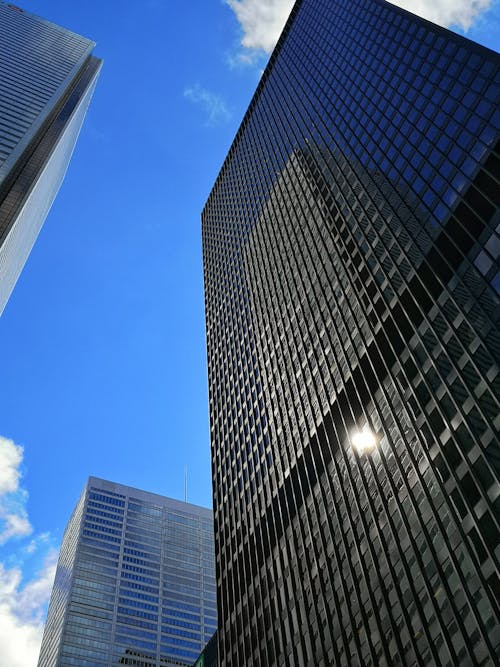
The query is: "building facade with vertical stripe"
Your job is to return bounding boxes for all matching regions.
[0,2,101,314]
[38,478,216,667]
[202,0,500,664]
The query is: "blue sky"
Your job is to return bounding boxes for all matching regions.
[0,0,498,664]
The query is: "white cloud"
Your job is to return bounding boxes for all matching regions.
[226,0,493,58]
[184,84,232,126]
[226,0,294,53]
[0,551,57,667]
[0,436,23,495]
[0,513,32,545]
[389,0,492,31]
[0,437,32,544]
[0,436,56,666]
[14,551,57,621]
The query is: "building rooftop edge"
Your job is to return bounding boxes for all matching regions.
[86,476,213,515]
[0,1,97,50]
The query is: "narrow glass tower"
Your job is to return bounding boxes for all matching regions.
[0,2,101,314]
[202,0,499,664]
[38,478,217,667]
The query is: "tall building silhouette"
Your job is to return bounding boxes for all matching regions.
[38,478,216,667]
[202,0,500,664]
[0,2,101,315]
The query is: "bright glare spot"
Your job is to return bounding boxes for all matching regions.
[351,427,378,454]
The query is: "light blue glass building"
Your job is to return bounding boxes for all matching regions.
[0,2,101,314]
[38,477,217,667]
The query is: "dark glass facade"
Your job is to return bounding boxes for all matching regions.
[38,478,216,667]
[192,632,218,667]
[202,0,500,664]
[0,1,101,314]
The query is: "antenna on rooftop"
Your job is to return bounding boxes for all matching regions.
[184,465,188,503]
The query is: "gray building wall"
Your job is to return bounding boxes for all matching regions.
[0,1,101,314]
[38,478,216,667]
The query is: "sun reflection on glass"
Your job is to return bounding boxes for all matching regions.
[351,427,378,454]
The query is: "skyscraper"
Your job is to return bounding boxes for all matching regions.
[38,477,216,667]
[0,2,101,315]
[202,0,500,664]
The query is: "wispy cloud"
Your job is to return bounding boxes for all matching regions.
[0,436,57,666]
[225,0,493,63]
[183,84,232,126]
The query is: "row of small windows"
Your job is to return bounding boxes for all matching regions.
[85,514,122,530]
[124,546,160,561]
[120,588,159,604]
[121,570,158,586]
[118,597,158,612]
[87,499,124,515]
[88,491,125,507]
[83,527,121,541]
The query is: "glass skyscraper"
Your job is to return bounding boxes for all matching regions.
[202,0,499,664]
[0,1,101,315]
[38,477,216,667]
